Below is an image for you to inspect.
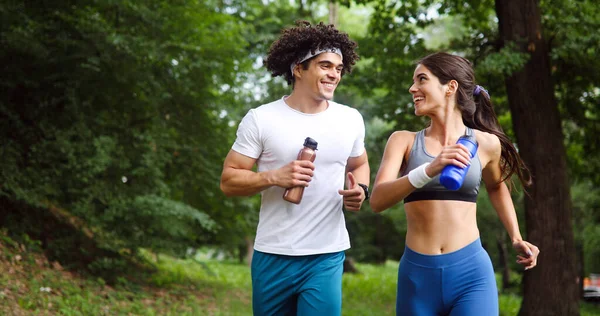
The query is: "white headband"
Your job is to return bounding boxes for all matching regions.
[290,47,343,75]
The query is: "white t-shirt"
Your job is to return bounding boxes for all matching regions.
[232,96,366,256]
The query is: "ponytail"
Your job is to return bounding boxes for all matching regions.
[467,90,532,188]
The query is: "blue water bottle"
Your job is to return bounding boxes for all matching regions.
[439,135,478,190]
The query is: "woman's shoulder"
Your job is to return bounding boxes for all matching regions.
[472,129,501,159]
[384,130,418,156]
[388,130,418,143]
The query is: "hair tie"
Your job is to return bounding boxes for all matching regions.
[473,85,489,97]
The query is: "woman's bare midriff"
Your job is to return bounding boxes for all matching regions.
[404,199,480,255]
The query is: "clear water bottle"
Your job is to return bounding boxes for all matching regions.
[440,135,478,190]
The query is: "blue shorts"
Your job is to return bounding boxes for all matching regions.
[251,250,345,316]
[396,238,498,316]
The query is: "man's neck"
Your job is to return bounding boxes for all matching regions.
[284,91,329,114]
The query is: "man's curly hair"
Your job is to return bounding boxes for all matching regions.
[265,20,359,85]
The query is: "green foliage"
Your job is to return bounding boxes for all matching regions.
[87,257,129,281]
[346,211,404,263]
[499,294,522,316]
[0,0,249,260]
[542,0,600,185]
[477,43,530,77]
[352,5,430,130]
[103,195,216,256]
[571,181,600,275]
[1,0,599,282]
[531,0,600,280]
[422,15,467,50]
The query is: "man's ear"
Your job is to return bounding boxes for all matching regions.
[293,64,302,80]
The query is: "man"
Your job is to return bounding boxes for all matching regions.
[220,20,369,315]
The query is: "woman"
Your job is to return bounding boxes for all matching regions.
[370,52,540,316]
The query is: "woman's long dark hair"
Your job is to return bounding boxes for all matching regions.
[418,52,531,187]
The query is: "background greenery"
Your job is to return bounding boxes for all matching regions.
[1,0,599,314]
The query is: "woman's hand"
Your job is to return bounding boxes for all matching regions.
[425,144,473,177]
[513,240,540,270]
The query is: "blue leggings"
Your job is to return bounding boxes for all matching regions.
[396,238,498,316]
[251,250,345,316]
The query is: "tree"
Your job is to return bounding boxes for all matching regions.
[495,0,579,314]
[0,0,250,265]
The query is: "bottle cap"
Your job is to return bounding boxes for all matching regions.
[303,137,318,150]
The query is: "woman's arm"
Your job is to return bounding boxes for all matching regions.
[369,131,416,213]
[481,132,540,269]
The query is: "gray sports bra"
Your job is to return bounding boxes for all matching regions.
[401,127,482,203]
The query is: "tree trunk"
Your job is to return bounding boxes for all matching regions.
[577,243,584,299]
[495,1,579,315]
[343,257,360,274]
[496,232,511,292]
[328,1,338,26]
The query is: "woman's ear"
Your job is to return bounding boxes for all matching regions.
[447,80,458,96]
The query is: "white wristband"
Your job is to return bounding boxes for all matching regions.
[408,163,432,188]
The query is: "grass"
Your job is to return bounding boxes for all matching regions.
[1,240,599,315]
[342,260,398,315]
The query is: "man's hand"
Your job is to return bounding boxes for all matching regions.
[338,172,365,211]
[272,160,315,188]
